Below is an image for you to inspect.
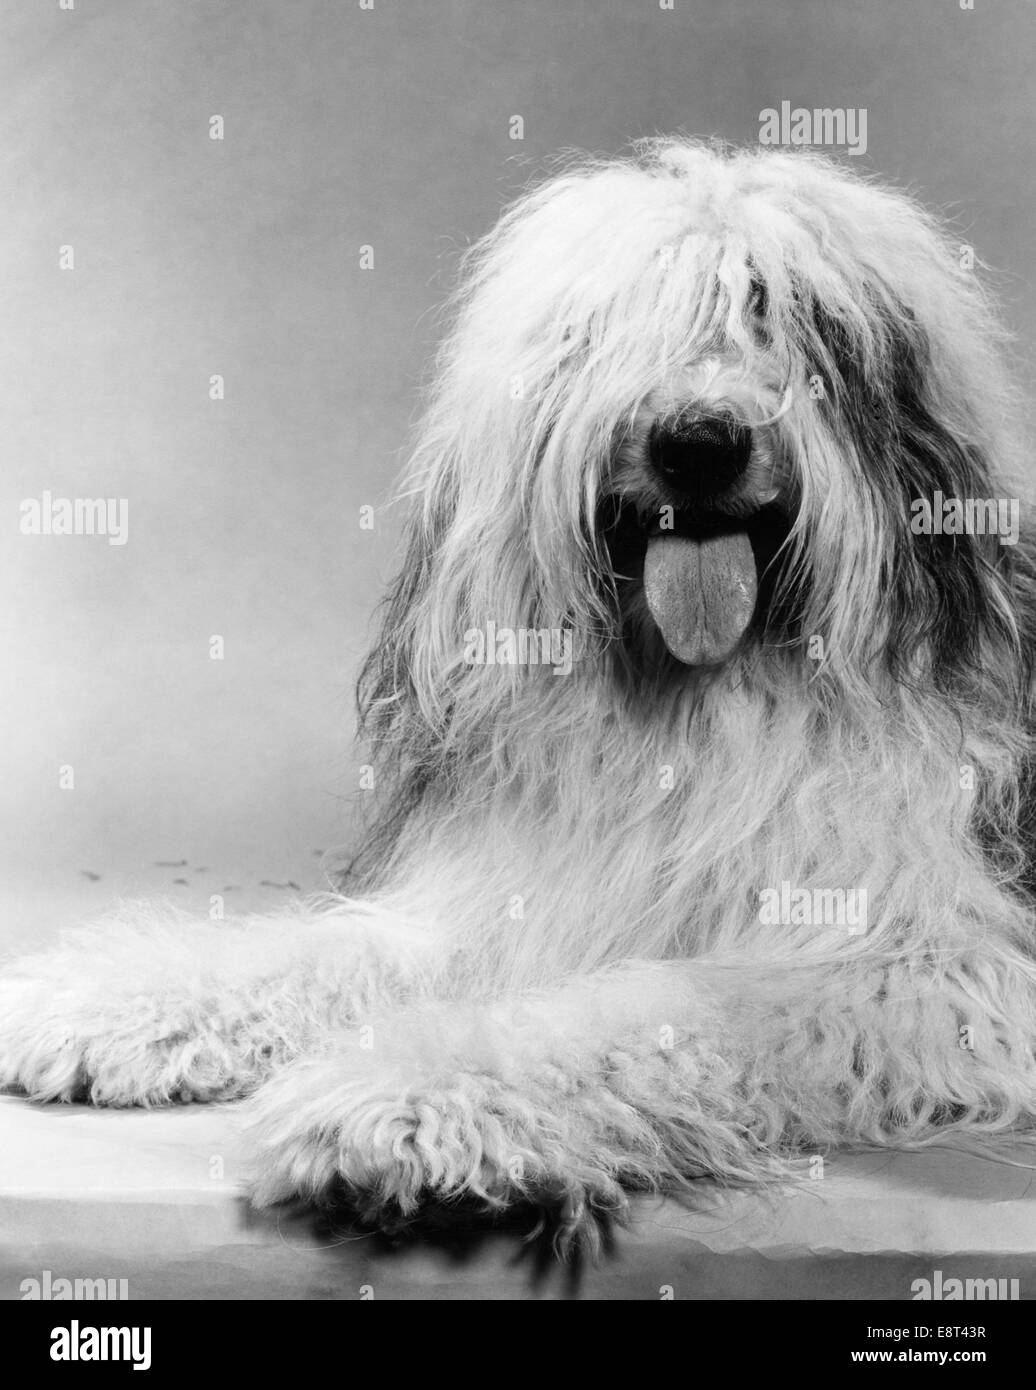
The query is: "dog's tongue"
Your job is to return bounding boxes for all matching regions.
[644,531,757,666]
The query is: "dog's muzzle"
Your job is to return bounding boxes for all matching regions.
[643,415,759,667]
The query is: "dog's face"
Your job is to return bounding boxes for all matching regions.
[363,141,1029,767]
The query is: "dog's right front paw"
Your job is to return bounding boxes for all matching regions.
[0,915,305,1106]
[0,970,118,1102]
[1,905,414,1108]
[0,963,270,1106]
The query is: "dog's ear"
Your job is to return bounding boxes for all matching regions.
[358,517,441,741]
[808,292,1026,700]
[347,487,460,887]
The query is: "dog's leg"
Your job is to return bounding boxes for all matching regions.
[244,958,772,1235]
[245,950,1036,1240]
[0,901,436,1105]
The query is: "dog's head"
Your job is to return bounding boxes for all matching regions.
[362,140,1030,759]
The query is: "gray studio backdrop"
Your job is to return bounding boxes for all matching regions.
[2,0,1033,933]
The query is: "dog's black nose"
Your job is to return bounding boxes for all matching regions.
[649,415,752,500]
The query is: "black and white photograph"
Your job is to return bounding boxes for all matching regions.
[1,0,1034,1346]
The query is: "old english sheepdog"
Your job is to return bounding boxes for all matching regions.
[3,140,1036,1244]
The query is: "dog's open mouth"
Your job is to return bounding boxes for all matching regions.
[643,525,756,665]
[600,499,795,667]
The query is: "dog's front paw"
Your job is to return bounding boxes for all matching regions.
[0,967,262,1107]
[246,1054,631,1246]
[0,918,299,1106]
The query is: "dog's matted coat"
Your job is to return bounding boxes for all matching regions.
[4,140,1036,1243]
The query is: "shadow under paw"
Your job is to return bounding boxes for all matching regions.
[255,1186,627,1294]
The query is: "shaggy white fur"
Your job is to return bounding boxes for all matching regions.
[3,140,1036,1247]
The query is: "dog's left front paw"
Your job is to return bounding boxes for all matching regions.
[245,1054,630,1244]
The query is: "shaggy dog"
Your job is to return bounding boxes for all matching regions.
[3,139,1036,1245]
